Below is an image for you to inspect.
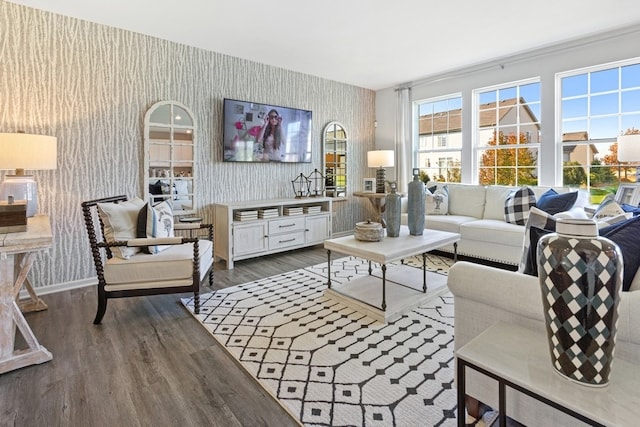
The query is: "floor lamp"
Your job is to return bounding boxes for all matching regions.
[0,133,58,217]
[618,134,640,183]
[367,150,395,193]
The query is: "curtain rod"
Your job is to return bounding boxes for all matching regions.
[400,23,640,91]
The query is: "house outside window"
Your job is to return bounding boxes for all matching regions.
[415,94,462,182]
[558,58,640,203]
[474,79,541,186]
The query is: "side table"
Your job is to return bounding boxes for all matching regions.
[353,192,388,226]
[0,214,53,374]
[456,322,640,427]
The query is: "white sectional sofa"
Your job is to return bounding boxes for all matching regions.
[400,184,586,265]
[448,261,640,426]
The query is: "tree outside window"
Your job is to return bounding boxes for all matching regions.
[475,79,541,186]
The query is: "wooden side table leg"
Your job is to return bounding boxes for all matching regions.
[12,253,48,313]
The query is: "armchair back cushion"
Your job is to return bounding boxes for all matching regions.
[97,197,146,259]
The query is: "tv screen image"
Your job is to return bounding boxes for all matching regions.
[223,98,312,163]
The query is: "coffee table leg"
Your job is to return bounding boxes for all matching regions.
[422,252,427,293]
[368,260,372,275]
[326,249,332,289]
[381,264,387,311]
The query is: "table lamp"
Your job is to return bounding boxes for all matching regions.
[367,150,395,193]
[617,133,640,182]
[0,132,57,217]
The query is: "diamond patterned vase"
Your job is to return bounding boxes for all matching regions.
[537,218,623,387]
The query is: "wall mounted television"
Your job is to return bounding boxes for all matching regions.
[222,98,312,163]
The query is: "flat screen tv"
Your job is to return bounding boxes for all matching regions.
[223,98,312,163]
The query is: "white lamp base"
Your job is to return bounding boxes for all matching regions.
[0,176,38,217]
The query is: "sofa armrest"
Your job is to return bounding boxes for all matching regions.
[448,261,543,322]
[448,261,640,350]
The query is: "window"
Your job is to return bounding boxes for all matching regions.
[415,94,462,182]
[475,79,541,186]
[559,58,640,203]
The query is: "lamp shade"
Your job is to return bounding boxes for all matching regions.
[367,150,395,168]
[617,134,640,162]
[0,133,58,173]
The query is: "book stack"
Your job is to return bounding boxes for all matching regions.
[258,208,279,219]
[234,210,258,221]
[303,205,322,214]
[283,207,304,216]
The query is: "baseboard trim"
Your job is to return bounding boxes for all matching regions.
[18,277,97,300]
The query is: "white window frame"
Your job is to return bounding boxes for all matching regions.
[473,77,541,186]
[413,93,462,182]
[556,57,640,191]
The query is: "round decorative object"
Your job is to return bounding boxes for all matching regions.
[537,218,623,387]
[385,182,401,237]
[354,220,384,242]
[407,168,425,236]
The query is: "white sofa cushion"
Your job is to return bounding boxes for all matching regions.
[483,185,513,220]
[425,215,476,234]
[447,184,486,218]
[460,219,524,247]
[104,239,213,290]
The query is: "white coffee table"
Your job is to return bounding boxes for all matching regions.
[323,226,459,322]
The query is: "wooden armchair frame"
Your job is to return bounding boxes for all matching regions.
[81,195,214,324]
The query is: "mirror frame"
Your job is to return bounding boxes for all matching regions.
[143,100,197,215]
[322,121,348,198]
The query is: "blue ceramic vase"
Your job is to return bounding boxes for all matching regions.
[385,182,401,237]
[407,169,425,236]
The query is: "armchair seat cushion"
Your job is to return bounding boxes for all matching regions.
[104,239,213,291]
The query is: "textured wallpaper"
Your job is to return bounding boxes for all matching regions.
[0,3,376,291]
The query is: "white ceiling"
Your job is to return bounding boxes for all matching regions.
[8,0,640,90]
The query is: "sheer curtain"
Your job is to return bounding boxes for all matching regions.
[395,86,412,193]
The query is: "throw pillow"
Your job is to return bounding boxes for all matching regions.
[174,180,189,200]
[97,197,146,259]
[599,216,640,292]
[592,194,626,219]
[518,207,630,276]
[536,189,578,215]
[425,186,449,215]
[518,207,556,275]
[504,186,536,225]
[137,200,175,254]
[622,203,640,216]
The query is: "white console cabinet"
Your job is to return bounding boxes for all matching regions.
[214,198,332,269]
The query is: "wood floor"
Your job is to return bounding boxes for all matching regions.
[1,246,329,427]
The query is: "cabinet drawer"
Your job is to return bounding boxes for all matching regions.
[268,217,305,235]
[268,231,305,250]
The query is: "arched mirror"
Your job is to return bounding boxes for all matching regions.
[144,101,197,215]
[323,121,347,198]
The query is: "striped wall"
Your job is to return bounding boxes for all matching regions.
[0,2,376,291]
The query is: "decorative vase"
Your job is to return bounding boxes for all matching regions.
[407,168,425,236]
[537,218,623,387]
[385,182,401,237]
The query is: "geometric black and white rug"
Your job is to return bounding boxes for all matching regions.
[182,254,457,426]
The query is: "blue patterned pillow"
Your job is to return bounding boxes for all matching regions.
[599,216,640,291]
[536,189,577,215]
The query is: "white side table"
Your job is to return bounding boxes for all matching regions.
[0,215,53,374]
[456,322,640,427]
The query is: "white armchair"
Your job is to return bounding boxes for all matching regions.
[81,195,214,324]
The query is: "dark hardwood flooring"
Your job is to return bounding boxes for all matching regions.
[1,246,328,427]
